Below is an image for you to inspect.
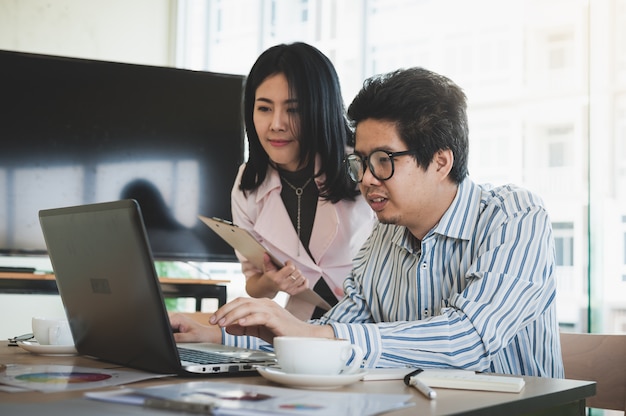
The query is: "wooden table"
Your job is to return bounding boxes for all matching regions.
[0,341,596,415]
[0,272,229,310]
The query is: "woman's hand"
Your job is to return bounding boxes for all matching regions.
[248,254,309,298]
[266,255,309,296]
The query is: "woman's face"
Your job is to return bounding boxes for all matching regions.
[253,73,302,172]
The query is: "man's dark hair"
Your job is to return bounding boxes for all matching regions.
[348,67,469,183]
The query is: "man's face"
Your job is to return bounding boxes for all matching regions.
[354,119,448,239]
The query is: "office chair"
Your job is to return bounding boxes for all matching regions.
[560,332,626,414]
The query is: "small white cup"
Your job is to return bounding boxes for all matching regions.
[31,317,74,346]
[273,336,364,375]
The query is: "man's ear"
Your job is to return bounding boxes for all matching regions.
[434,149,454,177]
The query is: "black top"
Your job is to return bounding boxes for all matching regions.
[278,166,318,254]
[278,166,338,318]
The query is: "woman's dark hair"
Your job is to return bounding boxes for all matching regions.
[347,67,469,184]
[239,42,358,202]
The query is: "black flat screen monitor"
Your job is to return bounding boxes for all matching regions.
[0,50,245,262]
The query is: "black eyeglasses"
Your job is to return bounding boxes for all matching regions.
[345,150,417,183]
[8,332,34,346]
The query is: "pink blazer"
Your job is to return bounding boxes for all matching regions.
[231,163,376,320]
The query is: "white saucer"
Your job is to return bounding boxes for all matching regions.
[256,366,368,389]
[17,340,77,356]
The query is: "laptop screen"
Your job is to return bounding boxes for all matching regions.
[39,200,189,374]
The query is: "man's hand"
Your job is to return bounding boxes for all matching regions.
[169,312,222,343]
[209,297,334,344]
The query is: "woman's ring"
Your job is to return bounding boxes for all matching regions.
[289,274,297,281]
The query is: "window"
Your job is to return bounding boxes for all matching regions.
[176,0,625,334]
[553,222,574,267]
[616,0,626,84]
[547,32,572,70]
[622,216,626,283]
[546,126,573,168]
[300,0,308,22]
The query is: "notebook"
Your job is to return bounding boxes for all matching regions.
[38,199,276,376]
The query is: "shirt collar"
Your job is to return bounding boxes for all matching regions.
[431,176,481,241]
[392,177,482,253]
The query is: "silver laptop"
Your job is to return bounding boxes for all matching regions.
[38,199,276,376]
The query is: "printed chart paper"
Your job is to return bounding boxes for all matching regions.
[0,364,170,392]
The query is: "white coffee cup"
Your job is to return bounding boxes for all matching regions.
[273,336,364,375]
[31,317,74,346]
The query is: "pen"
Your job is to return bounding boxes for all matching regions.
[404,368,437,400]
[143,397,216,414]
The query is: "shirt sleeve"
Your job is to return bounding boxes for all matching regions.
[319,190,558,375]
[222,329,274,352]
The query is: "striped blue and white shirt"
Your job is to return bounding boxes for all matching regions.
[226,178,564,378]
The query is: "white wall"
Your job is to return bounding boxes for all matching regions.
[0,0,176,339]
[0,0,175,65]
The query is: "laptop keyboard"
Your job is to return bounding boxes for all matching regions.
[178,347,242,364]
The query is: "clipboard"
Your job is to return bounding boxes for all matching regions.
[199,215,332,311]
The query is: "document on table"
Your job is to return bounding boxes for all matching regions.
[0,364,170,393]
[86,380,414,415]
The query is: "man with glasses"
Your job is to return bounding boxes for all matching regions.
[171,67,563,378]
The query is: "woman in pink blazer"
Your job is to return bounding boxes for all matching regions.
[231,42,376,320]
